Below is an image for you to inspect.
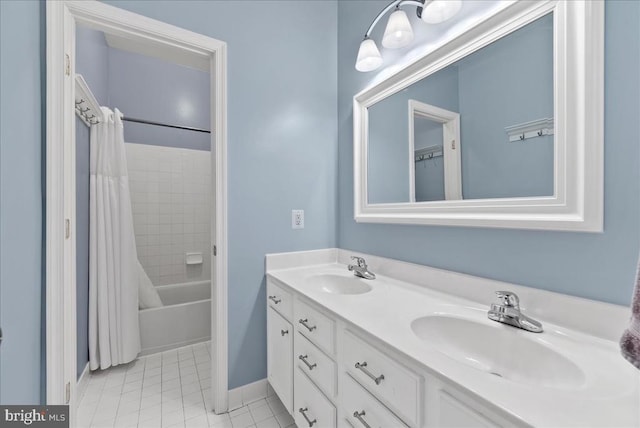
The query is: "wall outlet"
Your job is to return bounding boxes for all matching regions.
[292,209,304,229]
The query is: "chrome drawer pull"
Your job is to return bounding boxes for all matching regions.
[355,361,385,385]
[281,329,289,336]
[353,410,371,428]
[268,295,281,304]
[299,407,317,427]
[298,318,317,332]
[298,354,317,370]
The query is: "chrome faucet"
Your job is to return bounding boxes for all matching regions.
[487,291,543,333]
[348,256,376,280]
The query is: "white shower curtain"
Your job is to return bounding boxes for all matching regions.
[89,107,141,370]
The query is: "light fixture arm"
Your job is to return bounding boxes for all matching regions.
[363,0,426,39]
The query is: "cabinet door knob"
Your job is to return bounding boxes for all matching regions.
[298,407,317,427]
[355,361,385,385]
[353,410,371,428]
[268,295,281,304]
[281,329,289,336]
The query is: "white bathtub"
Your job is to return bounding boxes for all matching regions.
[139,280,211,355]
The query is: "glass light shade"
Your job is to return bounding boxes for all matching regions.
[421,0,462,24]
[355,38,383,72]
[382,9,414,49]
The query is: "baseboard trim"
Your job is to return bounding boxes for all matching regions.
[228,378,274,410]
[77,362,90,403]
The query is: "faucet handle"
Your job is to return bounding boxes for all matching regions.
[495,291,519,308]
[350,256,366,268]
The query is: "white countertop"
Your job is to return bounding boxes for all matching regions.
[266,250,640,428]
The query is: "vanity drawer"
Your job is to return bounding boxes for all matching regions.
[343,330,421,427]
[267,279,292,321]
[295,332,337,399]
[294,367,336,428]
[341,373,408,428]
[295,299,335,355]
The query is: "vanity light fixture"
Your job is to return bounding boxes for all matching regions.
[355,0,462,72]
[382,8,414,49]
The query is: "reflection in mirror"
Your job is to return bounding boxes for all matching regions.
[409,100,461,202]
[367,13,553,205]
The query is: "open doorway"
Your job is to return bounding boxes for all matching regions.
[46,1,228,424]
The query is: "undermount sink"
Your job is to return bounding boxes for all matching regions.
[305,273,372,295]
[411,315,586,389]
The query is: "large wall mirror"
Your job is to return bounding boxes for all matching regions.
[354,1,604,231]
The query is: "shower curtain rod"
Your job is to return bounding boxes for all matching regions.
[122,116,211,134]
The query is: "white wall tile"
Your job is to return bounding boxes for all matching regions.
[126,143,211,286]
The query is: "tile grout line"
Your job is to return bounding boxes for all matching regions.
[178,346,192,425]
[133,356,147,427]
[82,371,105,427]
[80,342,231,428]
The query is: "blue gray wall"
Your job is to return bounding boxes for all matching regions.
[75,26,110,380]
[0,0,43,404]
[458,13,553,199]
[108,48,210,151]
[102,0,339,389]
[76,26,210,151]
[76,27,109,105]
[338,0,640,306]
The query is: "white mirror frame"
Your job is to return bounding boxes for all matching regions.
[354,0,604,232]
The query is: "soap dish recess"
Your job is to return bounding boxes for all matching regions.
[185,252,203,265]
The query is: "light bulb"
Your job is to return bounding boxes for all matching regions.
[421,0,462,24]
[382,9,414,49]
[355,38,383,72]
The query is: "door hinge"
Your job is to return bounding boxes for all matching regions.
[65,382,70,404]
[213,245,217,256]
[451,139,456,150]
[65,54,70,76]
[65,219,70,239]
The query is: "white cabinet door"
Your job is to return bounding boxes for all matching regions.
[268,306,293,414]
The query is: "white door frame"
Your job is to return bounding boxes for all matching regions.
[408,99,462,202]
[45,0,229,418]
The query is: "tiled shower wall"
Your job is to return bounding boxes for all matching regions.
[125,143,211,286]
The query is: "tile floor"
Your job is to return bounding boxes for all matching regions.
[77,342,295,428]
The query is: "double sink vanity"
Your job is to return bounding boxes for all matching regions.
[261,5,639,424]
[265,249,639,428]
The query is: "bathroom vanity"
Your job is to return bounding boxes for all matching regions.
[265,249,639,428]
